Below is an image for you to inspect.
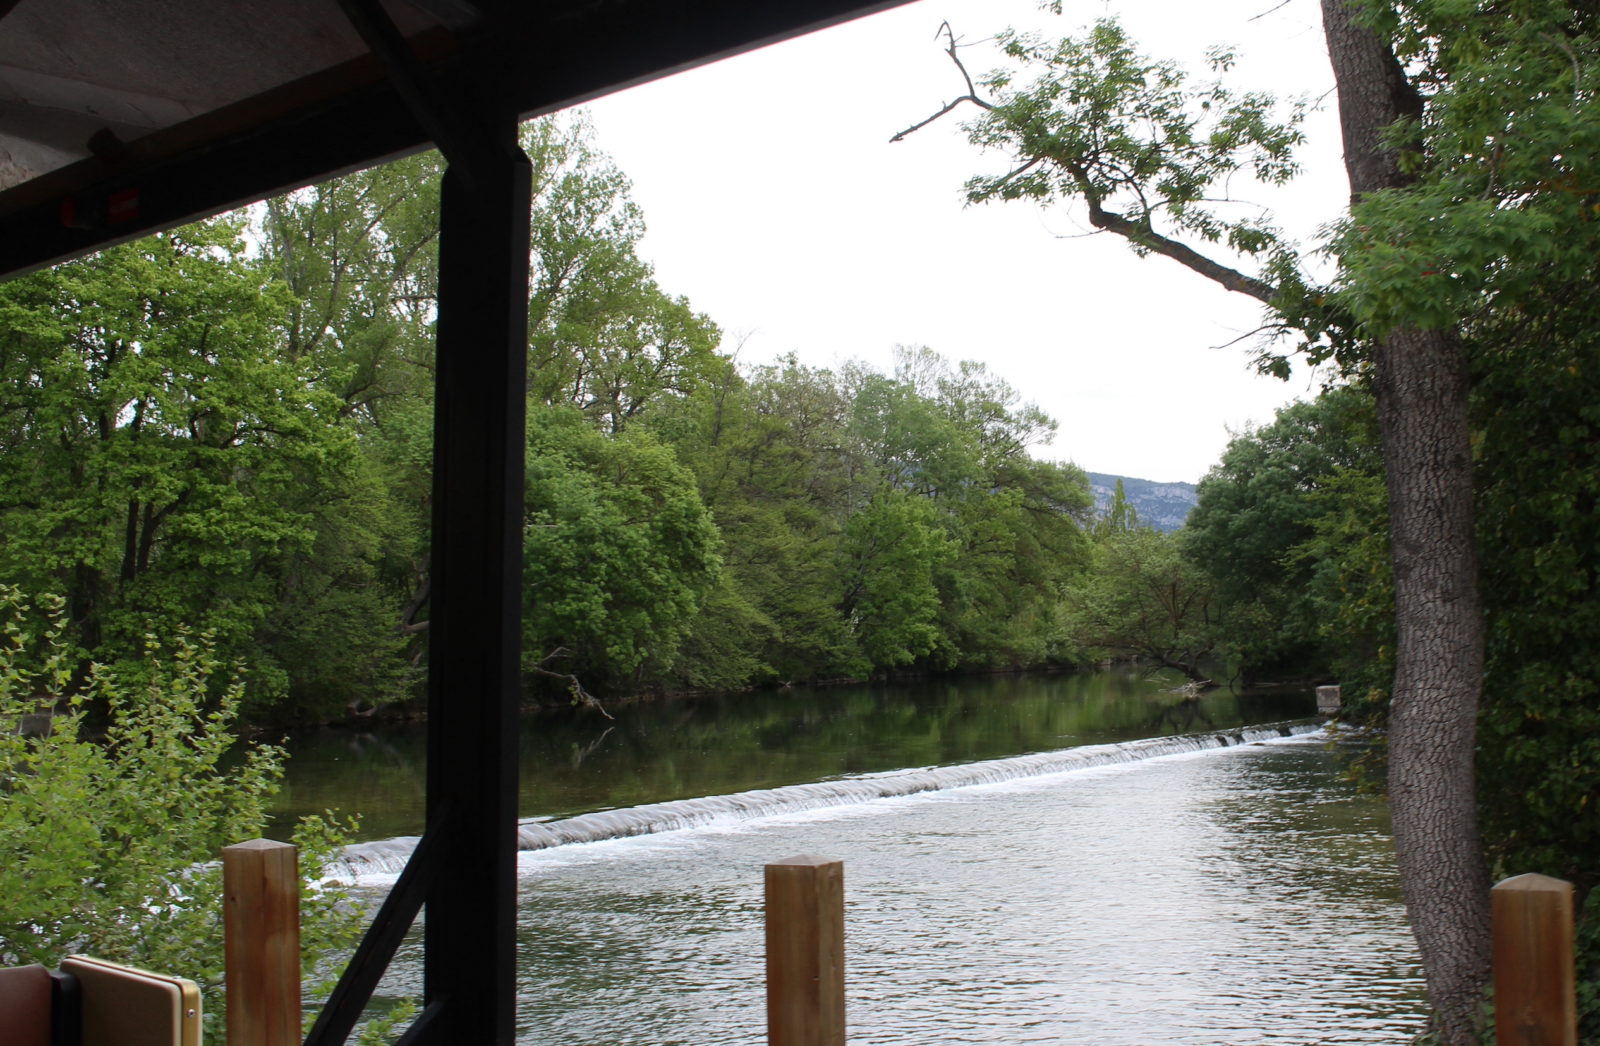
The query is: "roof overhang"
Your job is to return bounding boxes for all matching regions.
[0,0,911,278]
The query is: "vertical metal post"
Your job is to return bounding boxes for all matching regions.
[423,110,531,1044]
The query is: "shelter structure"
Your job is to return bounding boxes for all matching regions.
[0,1,910,1041]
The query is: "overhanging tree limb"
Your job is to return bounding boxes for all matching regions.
[891,20,1282,307]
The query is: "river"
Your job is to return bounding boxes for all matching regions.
[272,670,1426,1043]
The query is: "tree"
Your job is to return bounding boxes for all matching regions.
[1316,8,1490,1034]
[0,218,375,716]
[643,347,1089,686]
[1063,526,1217,683]
[891,349,1089,667]
[1185,385,1381,683]
[894,5,1544,1034]
[521,405,723,694]
[1096,479,1138,536]
[645,355,861,684]
[254,114,730,709]
[836,488,955,669]
[255,152,446,715]
[524,116,723,432]
[257,151,441,413]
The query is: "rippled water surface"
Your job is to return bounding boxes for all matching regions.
[364,735,1424,1045]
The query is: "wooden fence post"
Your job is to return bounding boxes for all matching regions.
[223,839,301,1046]
[765,855,845,1046]
[1493,872,1577,1046]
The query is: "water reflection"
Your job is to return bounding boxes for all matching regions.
[271,669,1313,840]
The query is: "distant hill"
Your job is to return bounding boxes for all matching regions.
[1085,472,1199,533]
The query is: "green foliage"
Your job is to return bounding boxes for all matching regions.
[967,19,1305,218]
[259,151,441,402]
[950,16,1331,371]
[0,216,409,720]
[648,355,862,684]
[1096,479,1139,536]
[1061,525,1216,681]
[0,110,1095,718]
[1581,888,1600,1042]
[1324,2,1600,1023]
[837,489,954,669]
[523,406,723,692]
[1335,3,1600,338]
[1468,207,1600,907]
[1184,385,1384,684]
[524,115,723,432]
[644,347,1090,684]
[1291,463,1393,711]
[0,588,360,1045]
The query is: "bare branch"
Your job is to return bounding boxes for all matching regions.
[1213,321,1290,351]
[530,648,614,719]
[1248,0,1294,21]
[939,21,979,98]
[889,21,994,143]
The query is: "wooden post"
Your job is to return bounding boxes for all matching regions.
[765,855,845,1046]
[223,839,301,1046]
[1493,873,1577,1046]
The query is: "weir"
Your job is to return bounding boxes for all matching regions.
[336,721,1321,878]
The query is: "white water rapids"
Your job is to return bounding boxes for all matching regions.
[336,722,1322,877]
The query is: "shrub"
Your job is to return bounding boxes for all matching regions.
[0,587,361,1044]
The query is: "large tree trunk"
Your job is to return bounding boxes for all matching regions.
[1372,328,1490,1044]
[1319,4,1492,1043]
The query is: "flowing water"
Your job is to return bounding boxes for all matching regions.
[273,672,1425,1044]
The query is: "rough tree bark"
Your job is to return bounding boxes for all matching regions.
[1319,3,1492,1042]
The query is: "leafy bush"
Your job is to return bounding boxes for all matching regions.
[0,587,361,1044]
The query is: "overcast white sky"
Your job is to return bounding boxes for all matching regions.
[585,0,1346,483]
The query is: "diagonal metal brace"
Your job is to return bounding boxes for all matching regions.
[336,0,508,186]
[303,804,453,1046]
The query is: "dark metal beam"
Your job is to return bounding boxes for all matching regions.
[335,0,501,184]
[421,109,530,1044]
[0,0,913,279]
[303,808,450,1046]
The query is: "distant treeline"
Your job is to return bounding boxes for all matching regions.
[0,116,1121,722]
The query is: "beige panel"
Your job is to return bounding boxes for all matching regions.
[60,956,200,1046]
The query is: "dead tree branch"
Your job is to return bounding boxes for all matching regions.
[529,648,613,719]
[889,22,993,142]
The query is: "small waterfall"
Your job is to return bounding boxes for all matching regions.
[334,721,1320,878]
